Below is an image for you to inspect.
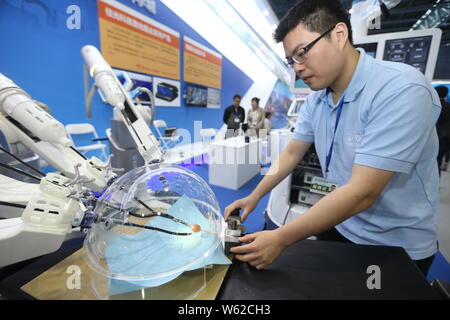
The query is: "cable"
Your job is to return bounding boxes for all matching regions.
[85,85,97,120]
[101,198,193,236]
[132,197,191,226]
[138,87,156,123]
[0,200,26,209]
[0,163,41,182]
[282,202,293,226]
[99,215,192,236]
[123,221,192,236]
[69,146,87,160]
[83,63,96,120]
[105,201,151,217]
[0,145,45,177]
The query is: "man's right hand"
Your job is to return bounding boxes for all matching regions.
[224,195,259,222]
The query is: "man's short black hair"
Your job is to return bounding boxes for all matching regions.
[251,97,260,104]
[435,85,449,99]
[274,0,353,45]
[233,94,241,100]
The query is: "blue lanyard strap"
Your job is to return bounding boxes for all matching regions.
[325,90,346,175]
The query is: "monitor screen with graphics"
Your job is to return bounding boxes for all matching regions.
[353,28,441,81]
[289,69,311,94]
[383,36,432,75]
[185,83,208,107]
[355,42,378,58]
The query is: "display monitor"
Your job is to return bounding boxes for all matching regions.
[207,88,221,109]
[354,42,378,58]
[185,83,208,107]
[289,69,311,94]
[353,28,441,82]
[383,36,432,75]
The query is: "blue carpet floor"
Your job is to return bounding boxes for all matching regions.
[427,251,450,283]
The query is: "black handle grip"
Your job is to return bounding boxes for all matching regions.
[230,208,241,217]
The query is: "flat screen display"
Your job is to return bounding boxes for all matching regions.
[294,74,309,91]
[290,69,311,94]
[383,36,432,75]
[185,84,208,107]
[158,85,173,97]
[355,42,378,58]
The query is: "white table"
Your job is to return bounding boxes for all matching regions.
[162,141,208,165]
[208,136,262,190]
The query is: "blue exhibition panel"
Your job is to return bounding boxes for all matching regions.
[0,0,254,143]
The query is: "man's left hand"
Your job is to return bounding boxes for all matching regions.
[230,229,287,270]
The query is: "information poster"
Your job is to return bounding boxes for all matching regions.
[183,36,222,89]
[207,88,221,109]
[98,0,180,80]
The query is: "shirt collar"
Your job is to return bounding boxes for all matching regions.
[319,47,369,105]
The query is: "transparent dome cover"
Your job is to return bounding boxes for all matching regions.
[83,164,228,291]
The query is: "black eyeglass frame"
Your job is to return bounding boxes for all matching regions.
[284,25,336,68]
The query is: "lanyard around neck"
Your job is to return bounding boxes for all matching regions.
[324,89,346,176]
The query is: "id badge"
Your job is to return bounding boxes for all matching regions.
[234,117,240,123]
[310,177,339,195]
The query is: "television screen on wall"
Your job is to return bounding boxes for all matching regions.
[185,83,208,107]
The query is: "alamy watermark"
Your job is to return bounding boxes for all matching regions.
[66,265,82,290]
[66,5,81,30]
[366,265,381,290]
[368,16,381,30]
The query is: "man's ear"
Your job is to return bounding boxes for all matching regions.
[334,22,349,50]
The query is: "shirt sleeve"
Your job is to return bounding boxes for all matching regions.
[292,98,314,143]
[354,84,437,174]
[223,107,229,124]
[240,107,245,122]
[248,111,254,124]
[257,109,265,129]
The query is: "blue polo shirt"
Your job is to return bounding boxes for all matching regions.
[293,48,441,260]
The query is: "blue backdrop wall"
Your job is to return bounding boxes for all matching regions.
[0,0,254,149]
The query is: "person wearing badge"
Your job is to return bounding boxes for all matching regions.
[224,0,441,276]
[223,94,245,139]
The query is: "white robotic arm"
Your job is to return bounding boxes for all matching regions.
[0,75,70,146]
[0,73,119,267]
[81,45,163,164]
[0,46,164,269]
[0,170,96,268]
[0,73,115,192]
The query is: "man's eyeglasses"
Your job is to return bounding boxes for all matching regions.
[284,25,336,68]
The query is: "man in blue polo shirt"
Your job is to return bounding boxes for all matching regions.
[224,0,441,276]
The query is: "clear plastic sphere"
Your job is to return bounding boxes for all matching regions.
[83,164,224,298]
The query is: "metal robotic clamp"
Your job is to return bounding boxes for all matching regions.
[81,45,163,165]
[224,208,245,255]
